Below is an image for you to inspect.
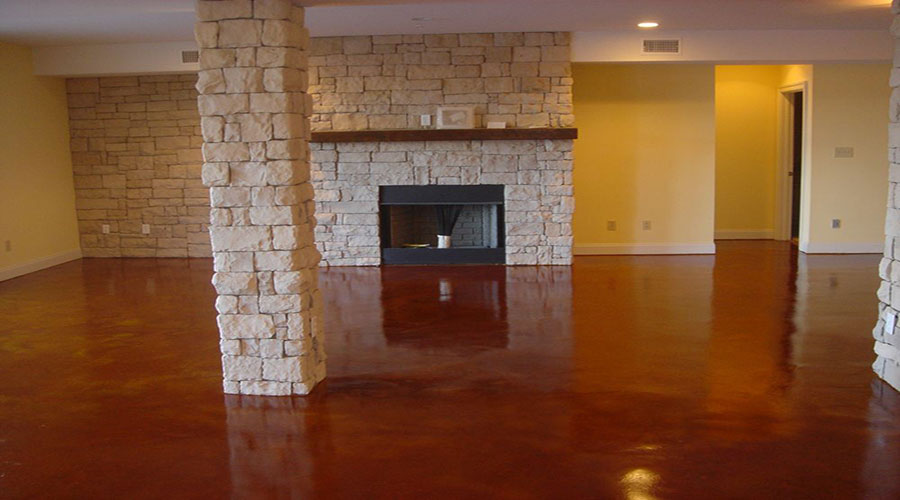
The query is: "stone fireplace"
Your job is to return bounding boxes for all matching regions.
[310,134,575,266]
[379,184,505,265]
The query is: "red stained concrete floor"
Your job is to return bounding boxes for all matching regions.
[0,241,898,498]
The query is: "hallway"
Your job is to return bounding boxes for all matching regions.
[0,241,897,498]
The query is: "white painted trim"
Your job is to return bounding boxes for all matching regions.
[572,30,891,63]
[32,41,198,77]
[714,230,774,240]
[574,243,716,255]
[775,80,812,246]
[0,249,82,282]
[799,242,883,254]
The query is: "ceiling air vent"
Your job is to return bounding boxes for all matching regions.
[642,39,681,55]
[181,50,199,63]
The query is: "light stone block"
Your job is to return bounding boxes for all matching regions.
[209,226,272,252]
[262,20,302,47]
[263,357,304,382]
[202,163,230,187]
[218,19,263,48]
[212,272,258,295]
[240,380,292,395]
[223,67,265,93]
[249,206,301,225]
[259,294,303,313]
[197,0,252,21]
[222,355,262,380]
[198,94,249,116]
[210,187,251,207]
[195,22,219,49]
[197,69,226,94]
[218,314,276,340]
[254,0,293,20]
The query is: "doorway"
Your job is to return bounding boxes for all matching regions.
[776,82,809,243]
[789,91,803,241]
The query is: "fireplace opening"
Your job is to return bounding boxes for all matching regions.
[379,185,505,265]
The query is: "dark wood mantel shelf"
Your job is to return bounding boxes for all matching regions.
[310,127,577,143]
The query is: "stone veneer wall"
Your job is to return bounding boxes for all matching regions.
[66,75,209,257]
[66,31,573,259]
[308,32,574,131]
[874,1,900,391]
[311,139,574,266]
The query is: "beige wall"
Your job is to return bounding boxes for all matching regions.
[0,42,80,279]
[572,63,716,254]
[714,66,781,239]
[805,63,890,252]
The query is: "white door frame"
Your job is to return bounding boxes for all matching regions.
[775,82,809,241]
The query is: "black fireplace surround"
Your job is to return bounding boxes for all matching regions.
[379,185,505,265]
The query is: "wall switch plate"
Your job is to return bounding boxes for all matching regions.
[607,220,617,231]
[4,240,10,252]
[642,220,652,231]
[834,146,854,159]
[831,219,841,229]
[420,114,432,127]
[102,224,110,234]
[142,224,151,234]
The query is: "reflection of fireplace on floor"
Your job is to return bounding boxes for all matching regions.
[379,185,505,265]
[380,266,509,352]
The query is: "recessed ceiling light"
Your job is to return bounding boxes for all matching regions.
[638,22,660,29]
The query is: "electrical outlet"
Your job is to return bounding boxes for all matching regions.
[607,220,617,231]
[831,219,841,229]
[4,240,10,252]
[102,224,110,234]
[142,224,151,235]
[420,114,432,127]
[642,220,652,231]
[886,311,897,336]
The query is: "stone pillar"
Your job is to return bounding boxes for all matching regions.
[195,0,325,395]
[874,1,900,392]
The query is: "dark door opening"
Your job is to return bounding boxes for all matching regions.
[790,91,803,240]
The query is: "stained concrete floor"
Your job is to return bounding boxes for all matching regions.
[1,241,898,498]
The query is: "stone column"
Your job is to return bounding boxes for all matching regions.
[196,0,325,395]
[874,1,900,392]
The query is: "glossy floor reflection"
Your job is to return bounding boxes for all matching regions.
[1,241,898,498]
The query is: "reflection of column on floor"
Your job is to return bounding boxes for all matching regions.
[505,266,573,358]
[319,268,386,375]
[225,394,333,497]
[862,381,900,499]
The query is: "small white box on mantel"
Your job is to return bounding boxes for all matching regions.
[486,122,507,129]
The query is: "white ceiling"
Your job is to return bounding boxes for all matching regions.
[0,0,892,47]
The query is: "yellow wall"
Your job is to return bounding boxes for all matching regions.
[0,42,80,278]
[572,63,716,253]
[714,66,781,238]
[806,63,890,251]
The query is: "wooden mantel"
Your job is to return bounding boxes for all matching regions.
[310,127,578,143]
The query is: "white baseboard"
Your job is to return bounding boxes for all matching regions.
[799,242,883,254]
[574,243,716,255]
[0,249,82,282]
[714,230,774,240]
